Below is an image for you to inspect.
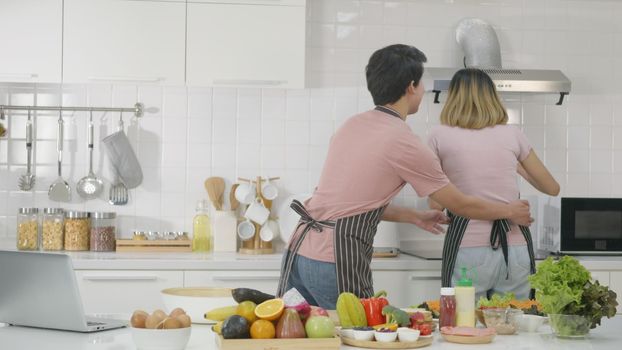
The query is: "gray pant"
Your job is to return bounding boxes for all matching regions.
[451,245,532,300]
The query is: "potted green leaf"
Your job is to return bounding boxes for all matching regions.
[528,256,618,338]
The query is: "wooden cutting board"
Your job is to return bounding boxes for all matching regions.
[115,239,192,252]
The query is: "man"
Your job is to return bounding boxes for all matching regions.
[276,44,532,309]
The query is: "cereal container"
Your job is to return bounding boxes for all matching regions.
[90,212,117,252]
[17,208,39,250]
[64,211,90,251]
[42,208,64,251]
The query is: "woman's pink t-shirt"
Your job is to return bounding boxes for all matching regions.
[427,124,532,247]
[294,109,450,263]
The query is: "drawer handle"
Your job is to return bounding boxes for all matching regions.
[212,276,280,282]
[409,276,441,281]
[0,73,38,79]
[83,275,158,281]
[87,76,162,82]
[212,79,287,86]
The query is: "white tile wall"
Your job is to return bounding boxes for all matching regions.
[1,0,622,242]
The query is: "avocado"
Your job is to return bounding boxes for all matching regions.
[231,288,275,304]
[221,315,250,339]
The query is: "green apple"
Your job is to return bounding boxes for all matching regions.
[304,316,335,338]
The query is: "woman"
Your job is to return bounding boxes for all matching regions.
[276,46,533,309]
[428,68,560,300]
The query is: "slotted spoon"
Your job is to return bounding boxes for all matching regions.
[18,110,35,191]
[77,111,104,199]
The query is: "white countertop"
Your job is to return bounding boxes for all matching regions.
[1,317,622,350]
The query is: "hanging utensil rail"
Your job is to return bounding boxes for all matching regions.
[0,102,144,119]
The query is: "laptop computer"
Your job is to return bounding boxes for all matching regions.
[0,250,126,332]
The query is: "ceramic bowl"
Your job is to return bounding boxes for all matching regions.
[339,328,355,339]
[519,314,547,332]
[161,287,234,324]
[374,330,397,342]
[352,329,375,341]
[131,327,191,350]
[397,328,420,342]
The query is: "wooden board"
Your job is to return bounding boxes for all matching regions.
[216,335,341,350]
[441,333,495,344]
[341,336,433,349]
[115,239,192,252]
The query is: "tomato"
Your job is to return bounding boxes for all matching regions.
[419,323,432,336]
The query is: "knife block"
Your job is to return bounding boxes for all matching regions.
[238,176,278,255]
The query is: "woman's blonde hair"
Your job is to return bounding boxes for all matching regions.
[439,68,508,129]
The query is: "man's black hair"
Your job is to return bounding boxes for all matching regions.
[365,44,427,106]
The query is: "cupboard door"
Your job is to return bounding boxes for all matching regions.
[75,270,184,314]
[0,0,62,83]
[185,270,281,295]
[63,0,186,84]
[187,0,306,88]
[406,271,442,307]
[610,272,622,314]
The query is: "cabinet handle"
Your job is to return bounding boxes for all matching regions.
[0,73,38,80]
[82,275,158,281]
[409,276,441,281]
[87,76,162,83]
[213,79,287,86]
[212,276,280,282]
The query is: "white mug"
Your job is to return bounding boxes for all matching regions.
[235,182,256,205]
[237,220,255,241]
[261,180,279,200]
[244,198,271,225]
[259,219,280,242]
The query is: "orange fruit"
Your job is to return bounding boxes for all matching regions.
[254,298,285,321]
[250,319,276,339]
[236,301,257,323]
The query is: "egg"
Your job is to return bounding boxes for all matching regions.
[130,310,149,328]
[169,308,186,318]
[176,314,191,328]
[145,314,164,329]
[162,317,182,329]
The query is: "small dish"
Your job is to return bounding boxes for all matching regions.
[519,314,547,332]
[374,330,397,342]
[397,328,420,342]
[352,328,375,341]
[131,326,191,350]
[339,328,354,339]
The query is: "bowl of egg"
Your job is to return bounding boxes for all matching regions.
[130,308,192,350]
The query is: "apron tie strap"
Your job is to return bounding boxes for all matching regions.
[490,219,511,279]
[290,200,336,234]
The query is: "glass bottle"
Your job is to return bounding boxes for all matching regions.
[192,200,212,252]
[64,211,90,251]
[440,287,457,328]
[90,212,117,252]
[17,208,39,250]
[42,208,64,251]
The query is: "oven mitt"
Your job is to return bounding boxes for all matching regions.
[102,130,143,189]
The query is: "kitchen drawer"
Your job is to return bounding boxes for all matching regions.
[184,271,281,296]
[372,270,441,308]
[75,270,183,314]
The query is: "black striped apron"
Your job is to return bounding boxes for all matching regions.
[441,212,537,299]
[276,200,387,298]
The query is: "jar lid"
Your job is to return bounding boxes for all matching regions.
[441,287,456,296]
[43,208,64,214]
[65,210,88,219]
[91,212,116,219]
[18,207,39,214]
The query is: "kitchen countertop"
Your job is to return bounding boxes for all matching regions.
[1,317,622,350]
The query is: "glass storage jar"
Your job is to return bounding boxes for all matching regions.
[17,208,39,250]
[64,211,90,251]
[42,208,64,251]
[90,212,117,252]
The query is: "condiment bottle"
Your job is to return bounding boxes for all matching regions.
[192,200,212,252]
[440,287,456,328]
[455,267,475,327]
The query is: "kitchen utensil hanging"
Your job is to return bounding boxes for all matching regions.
[77,110,104,200]
[48,112,71,202]
[18,110,35,191]
[108,112,129,205]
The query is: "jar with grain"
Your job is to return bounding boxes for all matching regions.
[90,212,117,252]
[42,208,64,251]
[17,208,39,250]
[64,211,90,251]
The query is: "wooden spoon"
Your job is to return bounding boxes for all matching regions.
[230,184,240,211]
[204,177,225,210]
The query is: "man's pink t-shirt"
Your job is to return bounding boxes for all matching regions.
[295,108,450,263]
[427,124,532,247]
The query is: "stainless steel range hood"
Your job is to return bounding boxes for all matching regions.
[426,18,571,105]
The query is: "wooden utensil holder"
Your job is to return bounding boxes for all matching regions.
[238,176,279,255]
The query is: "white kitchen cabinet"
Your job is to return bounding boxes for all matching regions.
[372,270,441,308]
[186,0,306,88]
[185,270,281,295]
[75,270,184,314]
[590,270,610,286]
[63,0,186,84]
[0,0,62,83]
[610,272,622,314]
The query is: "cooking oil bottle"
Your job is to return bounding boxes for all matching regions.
[192,200,212,252]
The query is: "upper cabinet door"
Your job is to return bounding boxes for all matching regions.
[187,0,306,89]
[63,0,186,84]
[0,0,62,83]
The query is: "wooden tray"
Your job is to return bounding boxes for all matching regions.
[441,333,495,344]
[115,239,192,252]
[341,336,433,349]
[216,335,341,350]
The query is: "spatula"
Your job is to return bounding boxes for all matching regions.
[204,177,225,210]
[48,112,71,202]
[230,183,240,211]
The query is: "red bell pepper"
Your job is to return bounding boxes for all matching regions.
[360,290,389,326]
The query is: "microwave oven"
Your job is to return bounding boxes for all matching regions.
[559,197,622,255]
